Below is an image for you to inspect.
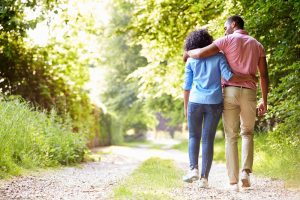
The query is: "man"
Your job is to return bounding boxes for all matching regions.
[185,15,269,191]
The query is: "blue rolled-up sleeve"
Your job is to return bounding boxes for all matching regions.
[183,60,193,90]
[219,54,233,81]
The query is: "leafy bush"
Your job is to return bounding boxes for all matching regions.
[98,111,123,145]
[0,0,103,143]
[0,97,87,178]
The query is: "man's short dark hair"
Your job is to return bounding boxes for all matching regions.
[227,15,244,29]
[184,29,213,51]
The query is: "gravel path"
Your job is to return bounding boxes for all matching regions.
[172,163,300,200]
[0,152,140,200]
[0,145,299,200]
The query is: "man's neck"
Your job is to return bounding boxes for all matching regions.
[233,29,248,35]
[234,28,242,31]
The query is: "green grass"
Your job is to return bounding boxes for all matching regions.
[173,138,226,162]
[253,134,300,187]
[113,157,184,200]
[172,140,188,152]
[120,140,166,150]
[0,97,87,178]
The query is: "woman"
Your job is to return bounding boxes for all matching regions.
[182,29,256,188]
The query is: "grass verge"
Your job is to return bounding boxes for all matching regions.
[120,140,167,150]
[253,134,300,187]
[0,98,86,178]
[113,157,184,199]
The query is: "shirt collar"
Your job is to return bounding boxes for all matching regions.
[234,29,248,35]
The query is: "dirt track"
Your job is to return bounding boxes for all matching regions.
[0,145,299,200]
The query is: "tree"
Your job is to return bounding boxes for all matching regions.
[0,0,105,140]
[100,0,156,141]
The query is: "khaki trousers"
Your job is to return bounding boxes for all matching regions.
[222,86,257,184]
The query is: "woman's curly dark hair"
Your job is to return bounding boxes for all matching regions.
[184,29,213,51]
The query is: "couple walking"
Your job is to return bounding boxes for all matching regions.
[182,15,269,191]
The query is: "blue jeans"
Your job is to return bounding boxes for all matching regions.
[187,102,223,179]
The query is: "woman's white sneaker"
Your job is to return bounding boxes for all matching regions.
[182,168,199,183]
[197,178,209,188]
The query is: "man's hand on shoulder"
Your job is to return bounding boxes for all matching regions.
[188,48,201,59]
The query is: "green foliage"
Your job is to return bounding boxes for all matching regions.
[129,0,224,59]
[254,133,300,187]
[266,62,300,135]
[113,157,183,199]
[172,140,188,152]
[145,96,184,126]
[0,97,86,178]
[0,0,61,37]
[99,111,124,145]
[213,138,226,162]
[98,111,113,146]
[0,0,104,141]
[100,0,156,138]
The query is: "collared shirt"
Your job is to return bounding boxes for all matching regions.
[214,29,265,89]
[183,53,233,104]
